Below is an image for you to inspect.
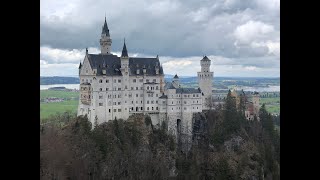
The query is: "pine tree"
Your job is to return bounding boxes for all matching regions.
[224,90,240,136]
[94,115,98,129]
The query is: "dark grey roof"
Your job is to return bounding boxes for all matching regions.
[129,57,163,76]
[165,82,176,89]
[102,17,110,36]
[78,62,82,69]
[173,74,179,78]
[121,40,128,57]
[176,88,201,94]
[86,54,164,76]
[159,94,168,99]
[201,56,211,61]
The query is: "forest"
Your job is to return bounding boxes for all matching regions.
[40,91,280,180]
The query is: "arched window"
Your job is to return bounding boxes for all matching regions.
[99,79,102,83]
[100,88,102,91]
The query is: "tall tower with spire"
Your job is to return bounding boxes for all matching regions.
[197,56,214,109]
[100,16,112,54]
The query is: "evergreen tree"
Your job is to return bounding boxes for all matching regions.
[224,90,240,135]
[94,115,98,129]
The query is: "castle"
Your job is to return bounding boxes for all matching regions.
[77,17,258,149]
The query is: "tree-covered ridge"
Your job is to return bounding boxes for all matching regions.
[40,91,280,179]
[40,76,79,85]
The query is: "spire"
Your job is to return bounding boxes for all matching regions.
[102,16,110,36]
[174,74,179,79]
[121,38,128,57]
[78,61,82,69]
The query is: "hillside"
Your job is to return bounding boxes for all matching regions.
[40,98,280,179]
[40,76,79,85]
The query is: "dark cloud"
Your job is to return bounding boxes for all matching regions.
[40,0,279,77]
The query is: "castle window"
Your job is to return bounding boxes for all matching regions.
[193,107,194,109]
[132,101,134,104]
[184,101,186,104]
[156,107,158,110]
[197,101,198,103]
[156,94,158,97]
[151,101,154,104]
[125,85,127,89]
[118,79,121,83]
[146,79,149,83]
[113,102,116,105]
[118,109,121,112]
[100,88,102,91]
[184,95,187,97]
[139,79,143,82]
[153,79,156,82]
[136,87,138,90]
[133,79,136,83]
[172,101,173,104]
[114,109,117,112]
[163,101,166,104]
[131,87,134,90]
[147,101,149,104]
[106,79,109,83]
[156,100,158,104]
[106,88,109,91]
[156,86,158,90]
[184,107,187,110]
[147,107,149,110]
[136,94,138,97]
[99,79,102,83]
[152,107,154,110]
[197,107,198,109]
[141,107,143,110]
[109,109,111,113]
[141,101,143,104]
[147,86,149,90]
[82,79,84,82]
[118,94,121,98]
[193,94,195,97]
[118,102,121,105]
[172,108,173,110]
[118,88,121,90]
[99,103,103,106]
[99,95,103,99]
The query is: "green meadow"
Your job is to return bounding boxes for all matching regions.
[40,90,79,120]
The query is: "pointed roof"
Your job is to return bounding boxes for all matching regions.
[173,74,179,78]
[121,39,128,57]
[78,62,82,69]
[102,16,110,36]
[201,55,211,61]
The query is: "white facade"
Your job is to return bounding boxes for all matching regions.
[77,18,214,150]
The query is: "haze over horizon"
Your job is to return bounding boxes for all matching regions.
[40,0,279,77]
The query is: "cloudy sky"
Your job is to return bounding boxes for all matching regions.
[40,0,279,77]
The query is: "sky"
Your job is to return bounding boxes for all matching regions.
[40,0,280,77]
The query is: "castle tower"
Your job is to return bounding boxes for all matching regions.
[120,39,130,119]
[172,74,180,88]
[100,16,112,54]
[252,92,260,116]
[197,56,213,109]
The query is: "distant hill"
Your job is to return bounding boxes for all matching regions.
[41,76,279,87]
[40,76,79,85]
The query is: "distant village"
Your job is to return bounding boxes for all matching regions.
[40,87,79,103]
